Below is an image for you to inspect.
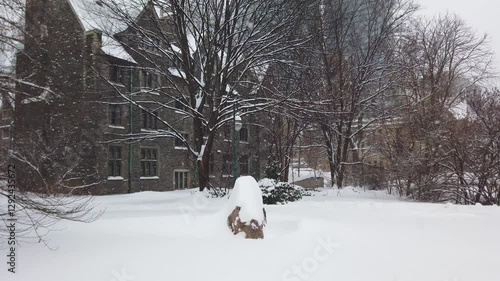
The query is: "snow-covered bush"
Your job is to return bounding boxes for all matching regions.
[203,187,230,198]
[259,178,303,205]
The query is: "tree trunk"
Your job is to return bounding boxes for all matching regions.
[325,140,336,187]
[337,122,353,188]
[197,158,209,192]
[328,160,336,187]
[195,117,215,191]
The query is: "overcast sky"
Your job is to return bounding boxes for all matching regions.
[418,0,500,84]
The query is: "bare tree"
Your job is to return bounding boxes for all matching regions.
[377,14,494,202]
[86,0,311,190]
[463,90,500,205]
[435,89,500,205]
[303,0,417,187]
[0,99,101,245]
[260,111,304,182]
[258,34,320,182]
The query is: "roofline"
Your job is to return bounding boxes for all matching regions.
[66,0,87,33]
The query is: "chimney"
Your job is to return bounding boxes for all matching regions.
[85,29,103,54]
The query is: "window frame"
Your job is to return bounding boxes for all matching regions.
[1,127,10,140]
[139,34,161,54]
[175,99,188,112]
[239,154,249,175]
[239,127,249,142]
[140,147,159,178]
[139,70,161,89]
[209,154,215,175]
[1,109,12,120]
[110,65,124,84]
[108,146,122,177]
[174,133,189,149]
[109,104,122,126]
[223,125,231,141]
[173,170,190,190]
[222,154,232,176]
[142,110,158,130]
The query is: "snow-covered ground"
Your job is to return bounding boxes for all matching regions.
[289,167,326,183]
[2,187,500,281]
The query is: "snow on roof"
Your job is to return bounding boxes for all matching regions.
[0,93,14,110]
[7,92,15,109]
[68,0,142,31]
[170,32,199,57]
[68,0,140,63]
[168,67,186,79]
[153,2,173,19]
[21,88,51,105]
[187,33,198,55]
[449,101,468,120]
[101,35,136,63]
[225,84,238,95]
[253,64,269,84]
[170,44,181,54]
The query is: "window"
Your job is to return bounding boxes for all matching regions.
[2,109,12,120]
[223,125,231,140]
[141,70,152,88]
[151,37,161,52]
[0,148,7,159]
[209,154,215,174]
[239,127,248,142]
[140,70,160,88]
[222,154,232,175]
[174,170,189,190]
[142,110,158,130]
[139,35,161,54]
[175,133,189,148]
[202,126,209,137]
[2,128,10,140]
[109,104,122,126]
[240,155,249,175]
[110,65,123,83]
[108,146,122,177]
[175,99,187,111]
[141,148,158,177]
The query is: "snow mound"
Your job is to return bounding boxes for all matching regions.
[227,176,265,223]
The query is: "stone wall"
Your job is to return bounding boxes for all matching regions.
[292,177,324,189]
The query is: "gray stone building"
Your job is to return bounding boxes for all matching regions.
[13,0,264,194]
[0,75,14,162]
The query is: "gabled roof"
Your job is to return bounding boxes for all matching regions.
[101,35,136,63]
[67,0,140,63]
